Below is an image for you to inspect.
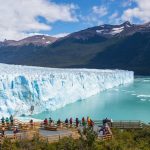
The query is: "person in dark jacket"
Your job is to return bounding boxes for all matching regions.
[76,118,79,127]
[10,115,14,125]
[70,118,73,127]
[65,118,68,124]
[82,117,86,126]
[1,117,5,125]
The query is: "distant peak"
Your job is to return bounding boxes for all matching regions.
[122,21,132,27]
[142,22,150,27]
[123,21,131,24]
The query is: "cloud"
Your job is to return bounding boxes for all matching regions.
[0,0,77,41]
[80,5,108,26]
[122,0,150,22]
[109,12,118,20]
[122,0,133,7]
[109,12,121,24]
[92,6,108,17]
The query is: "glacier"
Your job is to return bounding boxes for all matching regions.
[0,63,134,117]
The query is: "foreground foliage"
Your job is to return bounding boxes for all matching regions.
[1,126,150,150]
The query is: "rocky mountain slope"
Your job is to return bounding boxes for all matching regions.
[0,21,150,75]
[0,35,58,47]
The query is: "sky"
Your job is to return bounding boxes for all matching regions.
[0,0,150,41]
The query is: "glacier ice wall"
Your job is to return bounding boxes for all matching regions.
[0,63,134,116]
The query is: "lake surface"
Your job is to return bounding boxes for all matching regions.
[32,77,150,123]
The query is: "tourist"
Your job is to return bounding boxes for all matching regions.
[6,117,9,126]
[1,126,5,137]
[69,117,73,127]
[10,115,14,125]
[87,116,89,122]
[44,118,48,126]
[76,118,79,127]
[105,126,109,135]
[82,117,86,126]
[90,120,94,128]
[103,117,111,126]
[57,119,61,126]
[1,117,5,125]
[49,117,53,124]
[99,127,104,136]
[87,117,91,126]
[49,118,54,126]
[50,120,54,126]
[30,119,34,129]
[65,118,68,126]
[13,126,18,139]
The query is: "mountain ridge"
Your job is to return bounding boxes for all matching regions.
[0,21,150,75]
[0,35,58,47]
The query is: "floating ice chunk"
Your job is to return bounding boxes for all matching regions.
[140,99,146,101]
[137,95,150,98]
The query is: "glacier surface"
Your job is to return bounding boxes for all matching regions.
[0,63,134,117]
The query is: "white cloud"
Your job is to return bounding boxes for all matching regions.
[109,12,118,20]
[122,0,150,22]
[80,6,107,26]
[92,6,108,17]
[0,0,77,41]
[53,33,70,38]
[108,12,121,24]
[122,0,133,7]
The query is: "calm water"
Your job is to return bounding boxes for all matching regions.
[32,77,150,123]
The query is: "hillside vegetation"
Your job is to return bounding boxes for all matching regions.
[1,126,150,150]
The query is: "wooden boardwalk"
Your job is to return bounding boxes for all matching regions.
[0,119,145,144]
[94,120,143,129]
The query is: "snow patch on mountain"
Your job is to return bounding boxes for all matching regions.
[110,27,124,35]
[96,26,124,35]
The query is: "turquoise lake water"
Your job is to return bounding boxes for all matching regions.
[32,77,150,123]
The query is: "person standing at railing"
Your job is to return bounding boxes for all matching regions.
[49,118,54,126]
[82,117,86,127]
[6,117,9,126]
[1,117,5,125]
[76,118,79,127]
[90,120,94,128]
[65,118,69,127]
[49,117,52,124]
[69,117,73,127]
[1,127,5,137]
[57,119,62,127]
[30,119,34,129]
[44,118,48,126]
[87,117,91,127]
[10,115,14,125]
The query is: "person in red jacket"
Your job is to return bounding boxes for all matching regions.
[44,118,48,126]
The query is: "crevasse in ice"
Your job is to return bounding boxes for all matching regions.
[0,63,134,116]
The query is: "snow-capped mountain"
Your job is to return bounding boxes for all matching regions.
[0,63,134,116]
[67,21,150,40]
[0,21,150,75]
[0,35,58,47]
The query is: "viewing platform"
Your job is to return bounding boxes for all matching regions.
[0,118,147,144]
